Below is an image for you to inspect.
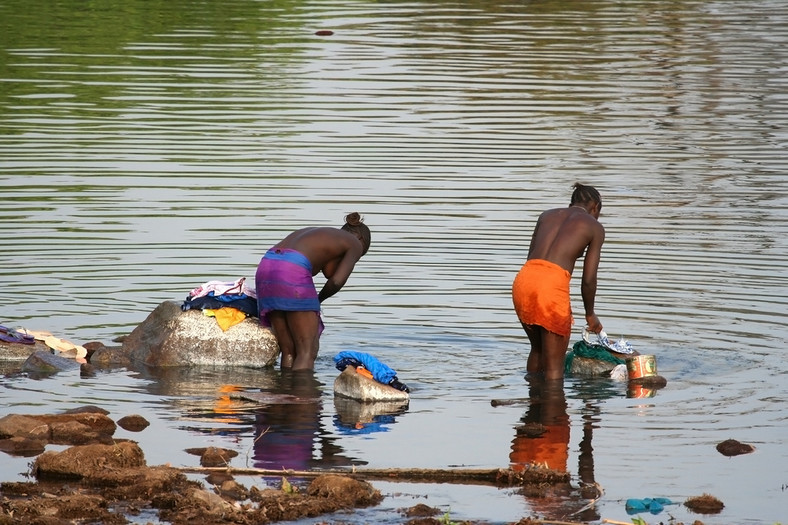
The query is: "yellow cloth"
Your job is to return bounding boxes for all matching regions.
[203,307,247,331]
[512,259,573,337]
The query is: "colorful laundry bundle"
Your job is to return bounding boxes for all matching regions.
[182,277,258,328]
[334,351,410,393]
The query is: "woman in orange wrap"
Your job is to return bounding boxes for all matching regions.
[512,183,605,380]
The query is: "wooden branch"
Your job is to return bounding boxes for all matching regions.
[491,397,532,407]
[538,521,596,525]
[175,464,569,486]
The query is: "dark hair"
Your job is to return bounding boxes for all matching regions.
[341,212,371,255]
[570,182,602,211]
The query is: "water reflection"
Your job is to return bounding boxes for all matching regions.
[509,377,630,522]
[333,396,409,436]
[251,370,324,470]
[510,379,570,474]
[129,365,358,469]
[134,364,412,471]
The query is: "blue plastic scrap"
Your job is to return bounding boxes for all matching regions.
[625,497,675,515]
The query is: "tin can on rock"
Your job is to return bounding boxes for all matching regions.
[626,354,657,380]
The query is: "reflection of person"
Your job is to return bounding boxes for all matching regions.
[252,370,322,471]
[256,213,371,370]
[512,183,605,380]
[509,378,601,522]
[510,378,570,473]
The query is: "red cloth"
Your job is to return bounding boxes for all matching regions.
[512,259,573,337]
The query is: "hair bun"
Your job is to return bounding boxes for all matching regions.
[345,212,363,226]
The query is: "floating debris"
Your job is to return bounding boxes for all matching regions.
[716,438,755,456]
[685,492,725,514]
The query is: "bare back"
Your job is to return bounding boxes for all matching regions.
[274,227,362,275]
[527,207,604,277]
[273,226,364,303]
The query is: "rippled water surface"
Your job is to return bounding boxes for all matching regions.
[1,0,787,523]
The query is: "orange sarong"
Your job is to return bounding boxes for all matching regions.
[512,259,573,337]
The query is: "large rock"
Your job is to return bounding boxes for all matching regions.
[122,301,278,368]
[333,367,410,402]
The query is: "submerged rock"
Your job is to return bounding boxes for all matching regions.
[716,438,755,456]
[184,446,239,467]
[21,350,82,375]
[0,338,49,361]
[87,343,133,367]
[121,300,279,368]
[117,414,150,432]
[0,411,117,449]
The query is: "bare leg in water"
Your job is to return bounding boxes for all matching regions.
[523,323,570,381]
[268,310,320,370]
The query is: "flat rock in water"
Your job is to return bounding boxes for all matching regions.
[121,301,279,368]
[0,414,52,441]
[0,339,50,361]
[231,391,318,405]
[21,350,82,375]
[333,367,410,402]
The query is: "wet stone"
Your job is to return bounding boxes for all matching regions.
[716,438,755,456]
[117,414,150,432]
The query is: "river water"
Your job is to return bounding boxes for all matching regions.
[1,0,786,523]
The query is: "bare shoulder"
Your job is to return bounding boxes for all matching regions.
[537,207,563,223]
[588,214,605,233]
[583,215,605,246]
[277,227,339,250]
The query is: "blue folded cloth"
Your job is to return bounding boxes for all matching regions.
[334,351,410,392]
[625,497,674,514]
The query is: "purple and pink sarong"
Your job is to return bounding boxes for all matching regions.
[255,248,324,334]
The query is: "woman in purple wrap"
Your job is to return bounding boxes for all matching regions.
[256,212,371,370]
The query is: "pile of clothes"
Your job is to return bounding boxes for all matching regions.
[182,277,258,331]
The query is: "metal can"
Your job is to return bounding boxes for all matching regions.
[626,354,658,380]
